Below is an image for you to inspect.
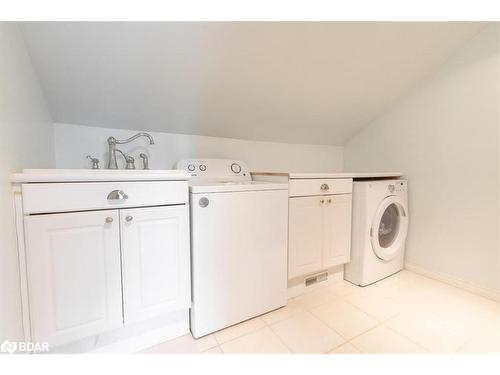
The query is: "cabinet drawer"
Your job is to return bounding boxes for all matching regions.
[22,181,188,214]
[289,178,352,197]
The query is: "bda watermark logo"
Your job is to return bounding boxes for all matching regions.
[1,340,49,354]
[0,340,16,354]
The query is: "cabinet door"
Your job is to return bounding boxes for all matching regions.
[120,205,191,324]
[322,194,352,268]
[24,210,123,346]
[288,196,324,278]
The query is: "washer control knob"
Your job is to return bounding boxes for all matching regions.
[230,163,242,174]
[187,164,195,172]
[199,164,206,171]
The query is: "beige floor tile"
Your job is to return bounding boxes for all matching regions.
[328,342,361,354]
[359,279,428,308]
[415,290,500,336]
[458,328,500,353]
[144,333,218,353]
[220,327,291,354]
[326,280,363,297]
[261,300,304,325]
[270,311,345,353]
[350,325,428,354]
[385,310,469,353]
[310,299,378,340]
[144,271,498,355]
[214,317,266,344]
[293,287,339,309]
[390,270,434,285]
[202,346,223,354]
[344,292,407,322]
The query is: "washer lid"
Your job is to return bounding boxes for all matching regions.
[189,180,288,193]
[370,195,408,261]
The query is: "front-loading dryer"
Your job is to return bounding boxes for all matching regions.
[344,179,408,286]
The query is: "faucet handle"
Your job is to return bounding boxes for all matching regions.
[139,153,150,170]
[125,155,136,170]
[115,149,136,169]
[86,155,100,169]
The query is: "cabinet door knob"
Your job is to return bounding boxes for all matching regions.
[105,217,114,224]
[320,199,325,204]
[327,199,332,203]
[125,215,133,222]
[107,190,128,200]
[320,183,329,191]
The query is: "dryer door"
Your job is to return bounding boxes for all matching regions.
[370,196,408,261]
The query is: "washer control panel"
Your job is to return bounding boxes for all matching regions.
[176,159,250,181]
[390,180,407,193]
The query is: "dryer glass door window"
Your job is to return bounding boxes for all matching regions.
[370,196,408,261]
[378,203,400,248]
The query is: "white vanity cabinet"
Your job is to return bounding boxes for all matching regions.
[120,205,190,324]
[12,171,191,351]
[288,178,353,279]
[24,210,124,346]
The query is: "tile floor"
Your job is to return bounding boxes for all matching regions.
[142,271,500,354]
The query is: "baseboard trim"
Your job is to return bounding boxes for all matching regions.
[405,262,499,302]
[89,311,189,354]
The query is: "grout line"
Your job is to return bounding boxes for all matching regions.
[266,320,295,354]
[347,339,365,354]
[381,321,432,353]
[303,294,383,343]
[203,272,496,354]
[261,308,297,353]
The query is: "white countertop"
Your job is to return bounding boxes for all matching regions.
[12,169,191,183]
[189,180,288,194]
[251,171,403,179]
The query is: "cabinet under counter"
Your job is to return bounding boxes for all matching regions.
[251,171,356,297]
[12,170,191,353]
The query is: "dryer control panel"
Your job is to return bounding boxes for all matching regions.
[388,180,407,193]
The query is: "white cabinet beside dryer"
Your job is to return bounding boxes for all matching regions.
[12,171,191,352]
[288,178,353,279]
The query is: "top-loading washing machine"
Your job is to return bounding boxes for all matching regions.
[176,159,289,338]
[344,179,408,286]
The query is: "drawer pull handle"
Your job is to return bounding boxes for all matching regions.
[125,215,133,222]
[107,190,128,200]
[105,217,113,224]
[320,184,329,191]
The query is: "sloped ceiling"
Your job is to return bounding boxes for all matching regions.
[21,22,487,145]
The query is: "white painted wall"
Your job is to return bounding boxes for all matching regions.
[344,25,499,294]
[0,23,54,341]
[54,123,344,172]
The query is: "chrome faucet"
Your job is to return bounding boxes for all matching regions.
[106,132,154,169]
